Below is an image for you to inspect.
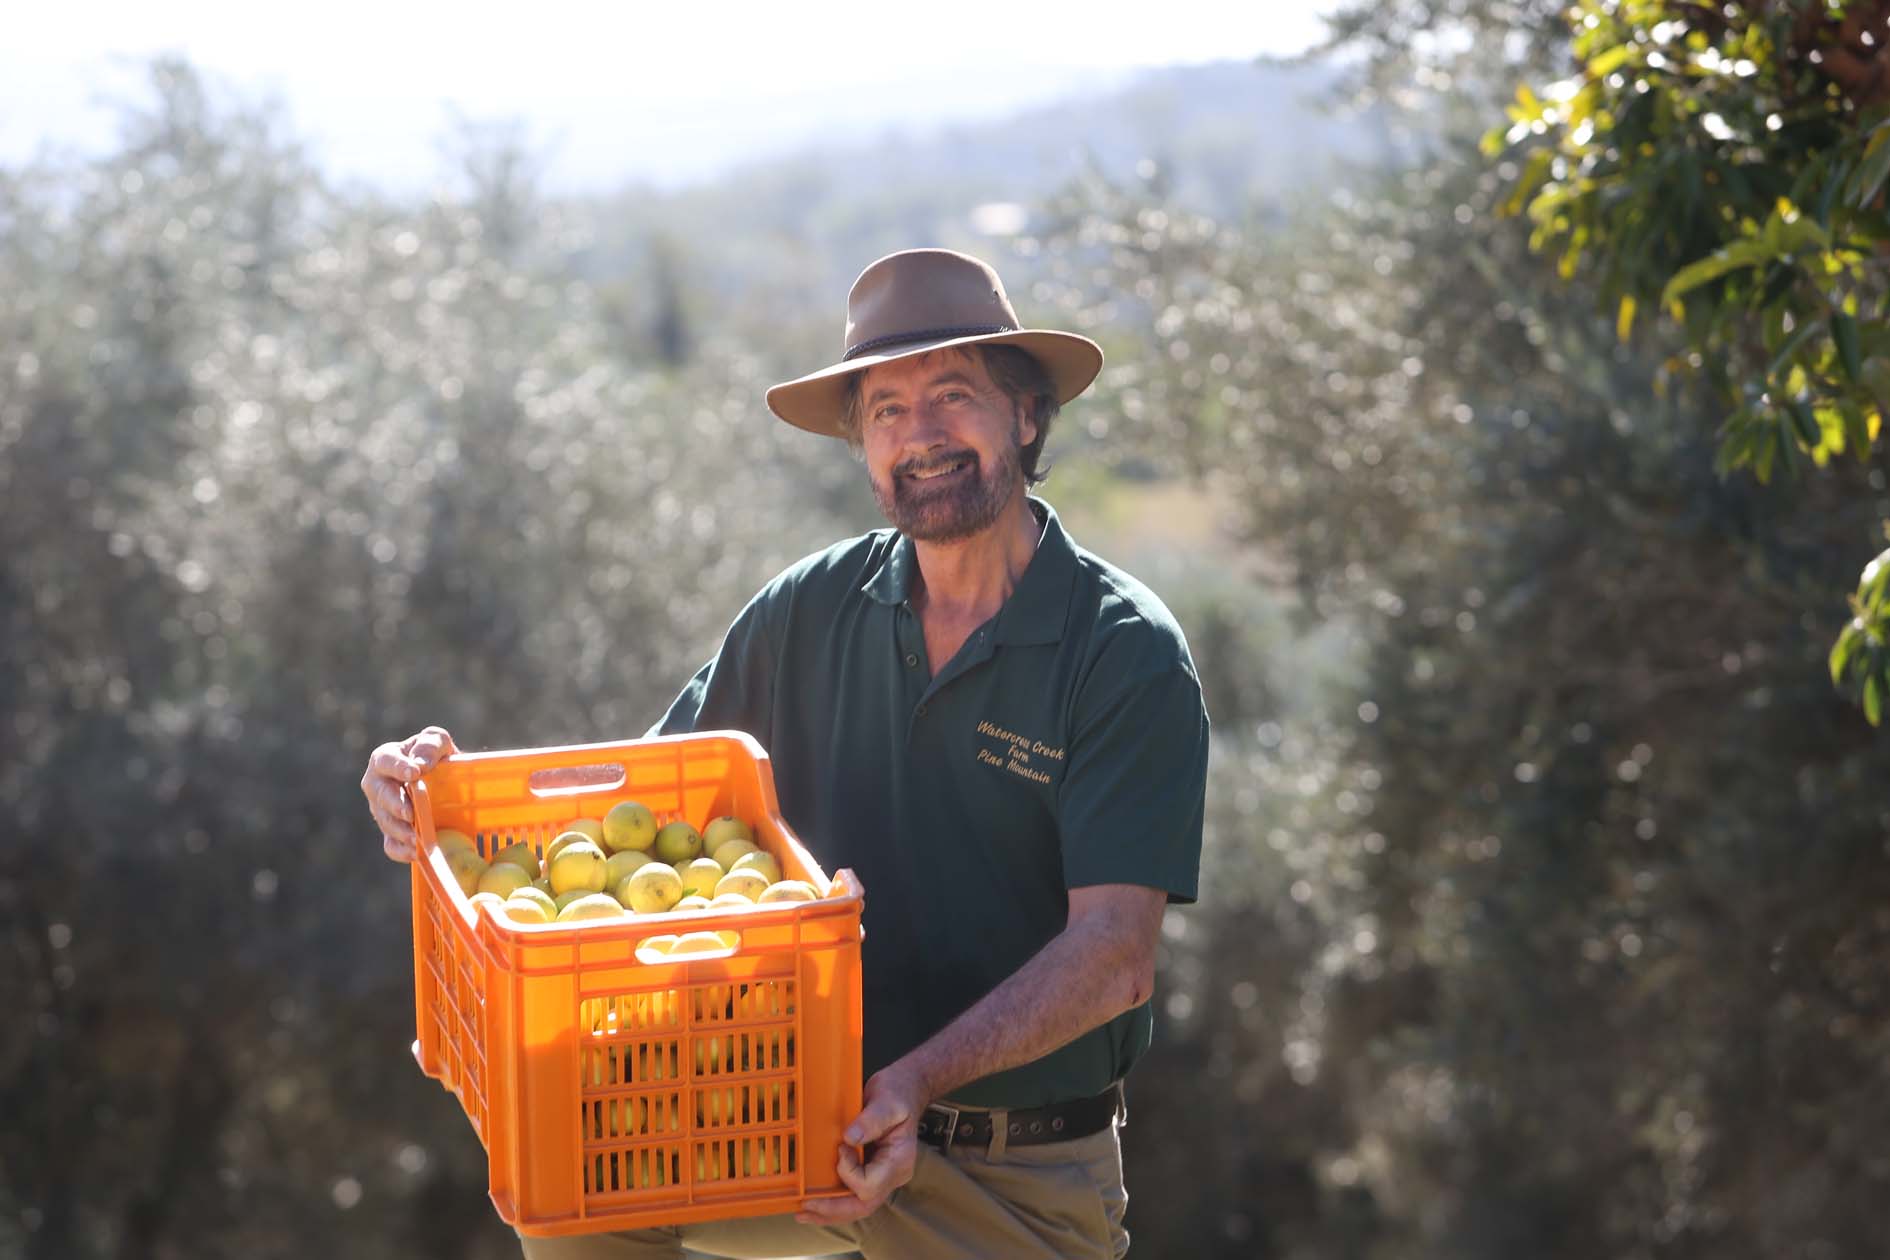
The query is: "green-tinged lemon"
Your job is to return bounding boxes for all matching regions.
[709,838,760,873]
[701,816,755,857]
[602,800,658,853]
[491,841,541,879]
[653,820,703,864]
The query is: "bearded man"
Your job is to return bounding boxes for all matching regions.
[363,248,1210,1260]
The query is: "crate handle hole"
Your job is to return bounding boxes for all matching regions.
[526,763,628,797]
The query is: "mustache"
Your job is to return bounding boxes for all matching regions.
[894,450,978,478]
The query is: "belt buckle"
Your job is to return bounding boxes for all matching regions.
[924,1102,962,1155]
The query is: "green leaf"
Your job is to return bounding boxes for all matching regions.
[1834,312,1863,382]
[1866,674,1883,726]
[1848,125,1890,209]
[1588,45,1635,78]
[1831,624,1857,684]
[1768,316,1826,382]
[1787,399,1821,449]
[1661,241,1768,306]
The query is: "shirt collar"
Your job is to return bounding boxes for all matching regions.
[860,496,1077,646]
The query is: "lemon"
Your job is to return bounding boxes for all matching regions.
[730,850,782,886]
[544,829,594,869]
[503,892,554,924]
[670,931,730,955]
[710,891,761,911]
[620,863,684,914]
[549,840,609,895]
[604,849,653,889]
[713,869,769,902]
[677,857,725,899]
[468,891,506,916]
[445,847,488,896]
[435,828,477,854]
[563,817,605,845]
[508,886,557,917]
[557,893,625,923]
[709,838,760,873]
[653,820,703,864]
[603,800,658,853]
[701,816,755,857]
[757,879,818,904]
[491,841,541,879]
[672,895,712,913]
[477,862,533,898]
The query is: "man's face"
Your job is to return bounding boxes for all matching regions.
[856,348,1037,544]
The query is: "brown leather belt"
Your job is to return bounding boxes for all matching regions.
[916,1082,1124,1155]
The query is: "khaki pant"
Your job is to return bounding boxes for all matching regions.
[517,1119,1129,1260]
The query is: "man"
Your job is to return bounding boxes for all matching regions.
[363,248,1210,1259]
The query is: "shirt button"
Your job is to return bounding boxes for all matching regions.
[916,704,928,717]
[904,652,919,668]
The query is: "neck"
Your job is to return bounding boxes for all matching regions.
[910,490,1041,623]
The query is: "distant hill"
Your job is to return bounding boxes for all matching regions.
[570,57,1400,314]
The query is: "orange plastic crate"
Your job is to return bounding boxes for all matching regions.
[406,731,864,1237]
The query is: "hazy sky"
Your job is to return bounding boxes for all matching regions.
[0,3,1332,192]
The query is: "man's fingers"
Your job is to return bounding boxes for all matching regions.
[370,744,428,781]
[843,1093,909,1147]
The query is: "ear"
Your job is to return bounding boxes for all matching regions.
[1016,396,1039,449]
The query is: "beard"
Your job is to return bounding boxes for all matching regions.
[871,423,1025,543]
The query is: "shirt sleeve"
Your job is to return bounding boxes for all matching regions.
[1055,664,1209,903]
[647,587,780,739]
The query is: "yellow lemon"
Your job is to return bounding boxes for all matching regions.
[468,891,506,916]
[508,885,557,915]
[604,849,653,889]
[712,869,769,902]
[557,893,625,923]
[602,800,658,853]
[549,840,609,895]
[672,895,713,912]
[730,850,782,886]
[710,891,761,911]
[620,863,684,914]
[491,841,541,879]
[709,838,760,873]
[757,879,818,904]
[477,862,533,898]
[544,829,594,869]
[701,816,755,857]
[503,891,554,924]
[563,817,605,844]
[677,858,725,899]
[653,820,703,864]
[670,931,730,956]
[445,846,488,896]
[435,827,477,854]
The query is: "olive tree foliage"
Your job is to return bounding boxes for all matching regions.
[1481,0,1890,722]
[1022,80,1890,1260]
[0,61,851,1259]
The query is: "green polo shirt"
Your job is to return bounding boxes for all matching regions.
[652,496,1208,1108]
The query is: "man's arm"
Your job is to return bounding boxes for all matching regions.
[796,882,1167,1227]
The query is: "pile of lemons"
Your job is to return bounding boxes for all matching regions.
[435,802,820,953]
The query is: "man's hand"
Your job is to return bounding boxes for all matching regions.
[795,1060,929,1227]
[361,726,458,861]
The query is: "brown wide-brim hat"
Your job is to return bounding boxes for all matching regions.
[766,247,1104,438]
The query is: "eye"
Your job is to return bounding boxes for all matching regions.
[871,403,902,426]
[938,389,969,404]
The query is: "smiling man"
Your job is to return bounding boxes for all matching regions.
[363,248,1210,1259]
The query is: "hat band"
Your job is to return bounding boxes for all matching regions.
[842,323,1015,362]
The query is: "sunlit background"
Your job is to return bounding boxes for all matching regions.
[4,2,1889,1258]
